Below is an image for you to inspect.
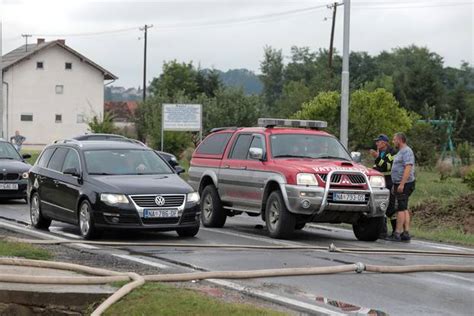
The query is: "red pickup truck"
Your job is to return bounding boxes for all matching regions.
[188,118,390,240]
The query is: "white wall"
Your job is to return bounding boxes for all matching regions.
[2,45,105,144]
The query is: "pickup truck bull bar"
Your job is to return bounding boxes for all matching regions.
[317,169,375,215]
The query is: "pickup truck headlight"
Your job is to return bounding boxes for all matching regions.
[369,176,386,188]
[297,173,318,186]
[187,192,200,203]
[100,194,129,205]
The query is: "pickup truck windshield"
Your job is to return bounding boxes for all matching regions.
[271,134,351,160]
[85,149,173,175]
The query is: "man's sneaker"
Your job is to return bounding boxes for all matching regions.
[401,231,411,242]
[386,232,402,242]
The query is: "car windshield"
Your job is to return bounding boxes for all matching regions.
[270,134,351,160]
[84,149,174,175]
[0,142,22,160]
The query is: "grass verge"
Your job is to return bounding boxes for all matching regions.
[22,150,41,165]
[410,224,474,246]
[0,239,52,260]
[103,283,285,316]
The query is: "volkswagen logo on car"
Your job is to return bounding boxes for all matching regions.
[155,195,166,206]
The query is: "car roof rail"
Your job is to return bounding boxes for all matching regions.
[209,127,238,133]
[257,118,328,129]
[53,139,83,146]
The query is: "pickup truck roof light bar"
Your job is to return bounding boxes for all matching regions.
[258,118,328,129]
[209,127,239,133]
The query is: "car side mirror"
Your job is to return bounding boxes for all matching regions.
[22,153,31,159]
[249,147,264,161]
[63,167,81,178]
[351,151,362,163]
[174,166,185,175]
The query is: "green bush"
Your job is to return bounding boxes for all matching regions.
[464,168,474,190]
[457,141,471,165]
[407,122,440,166]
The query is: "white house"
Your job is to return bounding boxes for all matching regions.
[1,38,117,145]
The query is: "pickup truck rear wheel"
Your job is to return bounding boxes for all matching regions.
[352,216,384,241]
[265,191,295,239]
[201,185,226,228]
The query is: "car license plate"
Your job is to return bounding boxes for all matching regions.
[333,193,365,202]
[0,183,18,190]
[143,209,179,218]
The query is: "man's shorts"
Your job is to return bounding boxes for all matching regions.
[393,181,415,212]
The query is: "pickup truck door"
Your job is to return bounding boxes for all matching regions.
[243,134,268,209]
[218,133,253,205]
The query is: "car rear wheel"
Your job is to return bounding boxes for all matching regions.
[352,216,384,241]
[30,192,51,229]
[200,185,226,228]
[78,200,101,240]
[265,190,295,239]
[176,225,200,237]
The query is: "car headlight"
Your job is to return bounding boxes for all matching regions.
[100,194,129,205]
[297,173,319,186]
[22,172,29,179]
[369,176,386,188]
[187,192,200,203]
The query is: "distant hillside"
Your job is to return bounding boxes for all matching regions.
[214,69,263,95]
[105,86,142,101]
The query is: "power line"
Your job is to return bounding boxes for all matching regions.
[353,1,473,10]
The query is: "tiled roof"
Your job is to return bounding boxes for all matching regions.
[1,40,117,80]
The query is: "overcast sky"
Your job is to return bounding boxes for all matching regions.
[2,0,473,87]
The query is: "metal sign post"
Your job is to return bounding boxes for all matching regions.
[161,103,202,151]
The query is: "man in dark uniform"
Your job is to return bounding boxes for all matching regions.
[370,134,396,239]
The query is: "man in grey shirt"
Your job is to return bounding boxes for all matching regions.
[388,132,416,242]
[10,130,26,152]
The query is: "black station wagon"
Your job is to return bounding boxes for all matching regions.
[28,140,200,239]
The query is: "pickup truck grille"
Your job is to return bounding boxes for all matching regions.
[318,174,366,185]
[130,194,185,208]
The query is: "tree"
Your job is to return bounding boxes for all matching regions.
[260,46,284,110]
[274,81,312,118]
[149,60,199,98]
[196,69,222,98]
[87,112,116,133]
[293,89,414,149]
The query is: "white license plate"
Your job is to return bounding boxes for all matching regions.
[0,183,18,190]
[333,193,365,202]
[143,209,179,218]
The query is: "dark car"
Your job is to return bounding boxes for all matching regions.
[155,151,185,174]
[28,140,200,239]
[72,133,129,141]
[0,140,31,201]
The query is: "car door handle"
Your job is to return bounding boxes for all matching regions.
[239,166,247,170]
[223,165,230,169]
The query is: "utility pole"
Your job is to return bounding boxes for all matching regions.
[21,34,32,52]
[327,2,341,69]
[340,0,350,149]
[139,24,153,102]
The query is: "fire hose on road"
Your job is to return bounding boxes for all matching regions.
[0,256,473,315]
[6,236,474,258]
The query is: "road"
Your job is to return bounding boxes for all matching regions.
[1,200,473,315]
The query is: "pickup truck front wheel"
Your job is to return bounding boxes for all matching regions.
[265,191,295,239]
[352,215,384,241]
[201,185,226,228]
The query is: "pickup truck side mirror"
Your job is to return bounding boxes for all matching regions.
[22,153,32,159]
[249,147,264,161]
[351,151,362,163]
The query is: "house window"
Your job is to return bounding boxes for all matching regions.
[55,114,62,123]
[65,62,72,70]
[55,85,64,94]
[21,114,33,122]
[76,114,86,124]
[36,62,44,69]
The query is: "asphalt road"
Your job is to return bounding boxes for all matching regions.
[1,200,473,315]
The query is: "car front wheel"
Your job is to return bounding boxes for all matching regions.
[78,200,101,240]
[30,192,51,229]
[200,185,226,228]
[352,216,384,241]
[265,190,295,239]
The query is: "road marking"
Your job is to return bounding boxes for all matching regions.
[48,227,99,249]
[112,254,169,269]
[435,272,474,283]
[209,279,344,316]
